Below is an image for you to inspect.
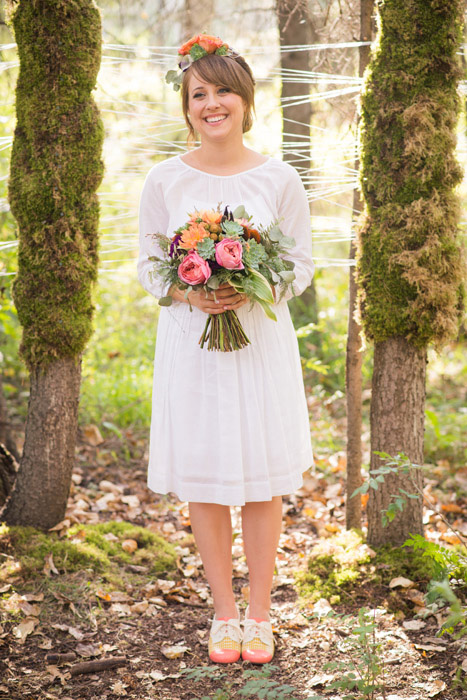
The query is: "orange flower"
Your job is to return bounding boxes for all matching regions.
[199,209,223,225]
[179,33,226,56]
[179,222,210,250]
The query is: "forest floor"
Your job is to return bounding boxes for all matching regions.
[0,426,466,700]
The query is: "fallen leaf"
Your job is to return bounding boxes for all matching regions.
[307,673,335,687]
[43,552,59,576]
[414,643,446,653]
[149,669,170,681]
[402,620,426,631]
[83,424,104,446]
[12,616,39,643]
[440,503,464,513]
[121,539,138,554]
[19,601,40,617]
[131,601,149,614]
[23,592,44,602]
[461,658,467,673]
[38,636,53,650]
[161,644,189,659]
[75,642,101,657]
[389,576,413,589]
[110,680,127,696]
[51,623,84,640]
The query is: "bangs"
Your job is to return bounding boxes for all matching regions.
[190,55,247,95]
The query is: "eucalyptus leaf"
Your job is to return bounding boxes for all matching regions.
[280,235,295,248]
[207,276,220,290]
[279,270,296,283]
[268,225,282,242]
[158,296,173,307]
[233,204,248,219]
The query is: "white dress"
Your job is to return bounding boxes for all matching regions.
[138,154,314,506]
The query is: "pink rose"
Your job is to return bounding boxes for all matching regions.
[215,238,244,270]
[178,251,212,285]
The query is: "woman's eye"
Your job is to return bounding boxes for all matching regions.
[218,88,230,94]
[193,92,204,98]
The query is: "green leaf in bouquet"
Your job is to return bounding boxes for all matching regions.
[256,297,277,322]
[221,220,244,236]
[233,204,249,219]
[207,275,220,290]
[247,267,275,304]
[279,270,296,283]
[197,237,216,260]
[165,69,178,84]
[268,225,283,242]
[280,235,295,248]
[158,296,173,306]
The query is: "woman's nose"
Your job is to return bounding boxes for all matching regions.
[206,90,220,109]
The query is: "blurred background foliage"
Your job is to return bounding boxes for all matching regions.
[0,0,465,467]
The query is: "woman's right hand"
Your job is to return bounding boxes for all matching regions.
[169,283,248,315]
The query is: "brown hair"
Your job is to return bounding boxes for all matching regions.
[181,53,256,144]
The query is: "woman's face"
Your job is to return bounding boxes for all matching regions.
[186,73,246,143]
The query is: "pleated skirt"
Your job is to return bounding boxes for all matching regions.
[147,299,313,505]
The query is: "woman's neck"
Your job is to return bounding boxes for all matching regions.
[183,142,266,175]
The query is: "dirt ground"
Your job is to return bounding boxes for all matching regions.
[0,433,466,700]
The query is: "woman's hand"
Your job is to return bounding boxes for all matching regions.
[169,283,248,315]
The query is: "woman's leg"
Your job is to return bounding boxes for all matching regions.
[241,496,283,620]
[188,502,237,619]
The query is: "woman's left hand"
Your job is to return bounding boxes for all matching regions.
[213,283,248,311]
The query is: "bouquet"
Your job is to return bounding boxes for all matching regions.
[149,205,296,352]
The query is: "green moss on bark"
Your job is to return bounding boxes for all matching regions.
[356,0,465,347]
[7,0,104,368]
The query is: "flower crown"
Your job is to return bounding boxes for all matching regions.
[165,33,236,92]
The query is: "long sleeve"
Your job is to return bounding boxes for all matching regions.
[137,169,171,299]
[276,164,314,302]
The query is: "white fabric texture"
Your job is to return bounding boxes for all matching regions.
[138,154,314,506]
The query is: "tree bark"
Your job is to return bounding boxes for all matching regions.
[345,0,375,530]
[367,337,426,546]
[1,357,81,529]
[276,0,318,323]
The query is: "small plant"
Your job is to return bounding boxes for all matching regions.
[309,608,386,700]
[180,664,323,700]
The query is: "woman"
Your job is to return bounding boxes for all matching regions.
[138,34,314,664]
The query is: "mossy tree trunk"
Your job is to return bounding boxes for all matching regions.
[346,0,375,531]
[357,0,464,546]
[276,0,318,323]
[2,0,104,529]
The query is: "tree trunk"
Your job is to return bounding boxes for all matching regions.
[356,0,464,545]
[1,358,81,528]
[345,0,375,530]
[367,337,426,546]
[4,0,103,528]
[276,0,318,323]
[182,0,214,38]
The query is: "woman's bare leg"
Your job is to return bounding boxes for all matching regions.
[241,497,283,620]
[188,502,237,619]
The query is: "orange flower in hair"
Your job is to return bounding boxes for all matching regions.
[179,33,226,56]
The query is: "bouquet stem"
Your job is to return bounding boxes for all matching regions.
[199,310,250,351]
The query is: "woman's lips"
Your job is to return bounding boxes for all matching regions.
[204,114,228,124]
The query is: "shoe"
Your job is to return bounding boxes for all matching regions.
[242,607,274,663]
[208,610,242,664]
